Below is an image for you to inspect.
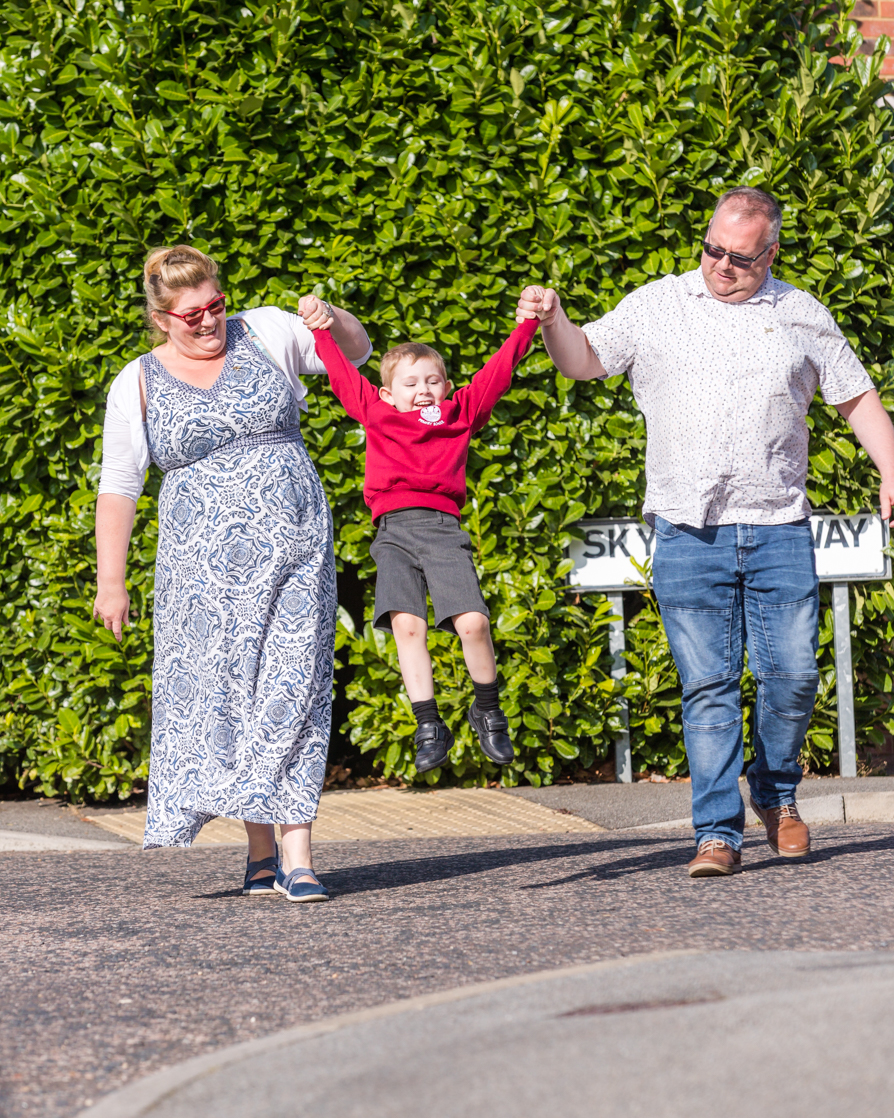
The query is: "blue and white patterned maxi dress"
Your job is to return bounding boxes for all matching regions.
[142,320,336,848]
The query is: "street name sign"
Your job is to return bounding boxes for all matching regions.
[566,512,891,784]
[568,512,891,592]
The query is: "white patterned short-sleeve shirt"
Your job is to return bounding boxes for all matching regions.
[582,267,875,528]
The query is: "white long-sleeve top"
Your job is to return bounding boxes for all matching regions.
[98,305,372,502]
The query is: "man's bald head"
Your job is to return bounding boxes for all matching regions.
[710,186,782,248]
[700,186,782,303]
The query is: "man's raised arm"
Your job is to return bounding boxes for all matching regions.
[515,286,607,381]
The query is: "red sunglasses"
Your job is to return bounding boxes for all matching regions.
[162,294,227,327]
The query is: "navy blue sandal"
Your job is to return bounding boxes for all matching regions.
[274,865,329,903]
[242,843,280,896]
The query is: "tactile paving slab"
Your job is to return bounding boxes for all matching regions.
[84,787,604,845]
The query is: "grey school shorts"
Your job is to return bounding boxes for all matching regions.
[370,508,489,634]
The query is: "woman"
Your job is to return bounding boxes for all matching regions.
[94,245,371,901]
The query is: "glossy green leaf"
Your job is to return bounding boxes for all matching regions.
[0,0,891,801]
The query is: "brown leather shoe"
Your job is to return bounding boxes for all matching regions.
[749,797,810,857]
[688,839,742,877]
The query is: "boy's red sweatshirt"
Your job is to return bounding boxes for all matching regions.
[314,317,539,523]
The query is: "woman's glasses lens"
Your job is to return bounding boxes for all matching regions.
[183,296,226,326]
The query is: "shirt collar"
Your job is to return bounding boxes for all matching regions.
[684,266,780,307]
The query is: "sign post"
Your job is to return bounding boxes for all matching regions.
[568,513,891,782]
[607,592,632,782]
[832,583,857,779]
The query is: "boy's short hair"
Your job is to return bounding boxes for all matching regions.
[379,342,447,389]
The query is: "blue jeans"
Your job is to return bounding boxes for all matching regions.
[651,519,819,850]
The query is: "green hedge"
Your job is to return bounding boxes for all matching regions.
[0,0,892,799]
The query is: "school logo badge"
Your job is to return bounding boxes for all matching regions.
[419,405,443,426]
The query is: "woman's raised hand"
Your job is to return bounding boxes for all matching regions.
[516,285,562,327]
[298,294,335,331]
[93,584,131,643]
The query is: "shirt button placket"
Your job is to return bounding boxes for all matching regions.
[723,310,745,519]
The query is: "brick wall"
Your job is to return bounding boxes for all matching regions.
[853,0,894,76]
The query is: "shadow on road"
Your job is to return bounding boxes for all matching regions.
[191,834,687,899]
[190,830,894,901]
[526,831,894,890]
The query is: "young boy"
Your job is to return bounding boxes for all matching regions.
[303,292,541,774]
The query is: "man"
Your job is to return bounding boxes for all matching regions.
[518,186,894,877]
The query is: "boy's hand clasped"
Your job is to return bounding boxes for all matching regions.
[516,284,562,327]
[298,293,335,331]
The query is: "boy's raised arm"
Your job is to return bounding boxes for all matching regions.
[302,295,378,423]
[456,312,540,432]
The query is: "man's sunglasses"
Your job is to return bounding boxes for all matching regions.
[702,241,770,269]
[162,294,226,327]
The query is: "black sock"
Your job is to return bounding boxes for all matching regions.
[472,679,500,713]
[411,699,441,725]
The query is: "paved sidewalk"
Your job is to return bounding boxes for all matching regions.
[81,949,894,1118]
[0,830,124,852]
[0,799,131,851]
[5,824,894,1117]
[507,775,894,829]
[8,775,894,853]
[80,787,604,846]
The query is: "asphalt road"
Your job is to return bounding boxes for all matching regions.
[91,949,894,1118]
[4,824,894,1118]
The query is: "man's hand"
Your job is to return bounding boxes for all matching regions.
[298,294,335,331]
[516,285,562,328]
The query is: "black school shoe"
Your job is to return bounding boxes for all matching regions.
[414,719,454,773]
[467,701,515,765]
